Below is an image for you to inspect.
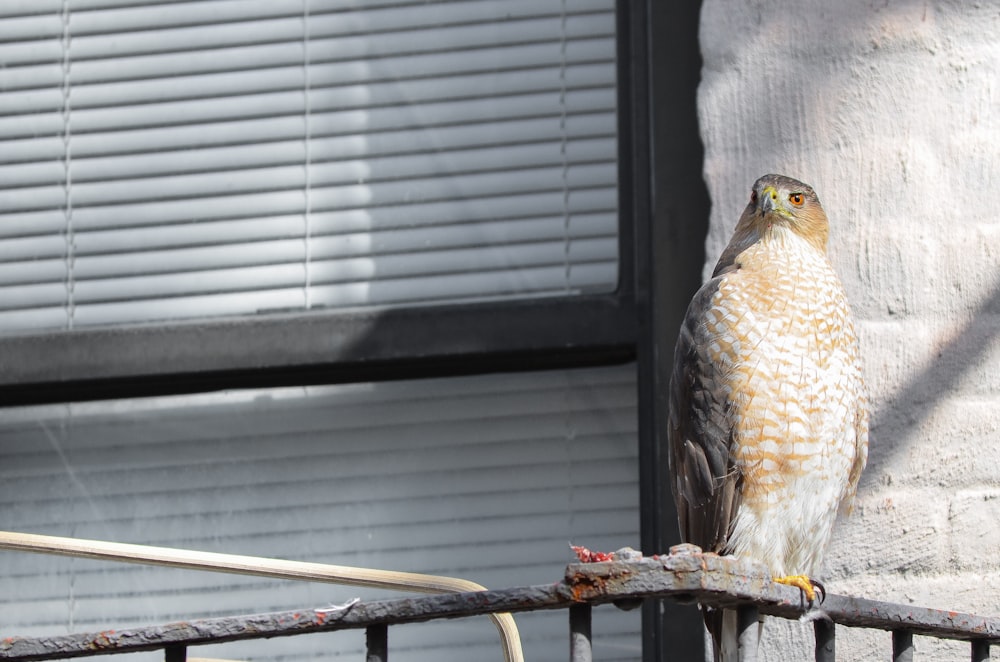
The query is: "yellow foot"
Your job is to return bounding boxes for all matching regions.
[773,574,825,603]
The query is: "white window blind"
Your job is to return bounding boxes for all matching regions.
[0,364,640,662]
[0,0,619,333]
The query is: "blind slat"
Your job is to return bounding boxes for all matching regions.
[66,262,618,326]
[5,212,615,272]
[0,89,615,153]
[0,0,619,332]
[0,364,640,660]
[60,137,614,207]
[63,16,613,85]
[63,166,615,229]
[51,112,614,183]
[64,236,614,301]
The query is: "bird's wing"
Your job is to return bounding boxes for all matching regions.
[667,277,742,554]
[840,376,870,516]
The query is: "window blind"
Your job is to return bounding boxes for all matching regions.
[0,0,619,333]
[0,364,640,661]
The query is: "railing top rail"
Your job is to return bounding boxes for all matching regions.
[0,530,524,662]
[2,546,997,662]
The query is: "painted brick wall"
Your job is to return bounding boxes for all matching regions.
[696,0,1000,659]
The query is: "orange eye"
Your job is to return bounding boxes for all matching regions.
[789,192,804,206]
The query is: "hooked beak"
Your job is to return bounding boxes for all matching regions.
[759,186,779,215]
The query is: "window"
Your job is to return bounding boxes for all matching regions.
[0,1,619,332]
[1,366,639,661]
[0,1,710,660]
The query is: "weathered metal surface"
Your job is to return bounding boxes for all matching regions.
[2,550,998,661]
[971,639,991,662]
[892,629,913,662]
[0,585,562,661]
[568,605,592,662]
[0,531,524,662]
[820,593,1000,643]
[365,624,387,662]
[563,552,1000,643]
[814,619,835,662]
[162,646,185,662]
[737,605,759,662]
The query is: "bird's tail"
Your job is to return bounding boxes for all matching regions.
[705,608,760,662]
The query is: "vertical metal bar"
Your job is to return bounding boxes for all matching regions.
[164,645,186,662]
[814,619,835,662]
[366,623,388,662]
[736,605,759,662]
[971,640,990,662]
[892,630,913,662]
[633,0,713,659]
[570,604,593,662]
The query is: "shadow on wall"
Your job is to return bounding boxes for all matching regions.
[865,279,1000,486]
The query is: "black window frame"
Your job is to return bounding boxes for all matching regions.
[0,2,710,660]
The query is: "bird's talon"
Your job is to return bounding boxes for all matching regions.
[773,574,822,603]
[812,578,827,604]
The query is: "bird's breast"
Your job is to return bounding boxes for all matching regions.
[702,249,862,505]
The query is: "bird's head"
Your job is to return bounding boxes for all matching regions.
[737,174,829,252]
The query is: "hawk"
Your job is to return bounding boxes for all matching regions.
[667,174,869,660]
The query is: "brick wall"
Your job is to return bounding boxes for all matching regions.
[696,0,1000,658]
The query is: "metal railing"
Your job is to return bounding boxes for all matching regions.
[1,534,997,661]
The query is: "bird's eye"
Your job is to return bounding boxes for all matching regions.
[750,190,758,205]
[789,192,804,206]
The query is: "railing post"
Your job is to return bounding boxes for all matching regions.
[737,605,759,662]
[569,604,593,662]
[892,630,913,662]
[971,640,990,662]
[366,624,388,662]
[814,618,835,662]
[164,645,186,662]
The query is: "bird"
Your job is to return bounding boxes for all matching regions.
[667,174,869,661]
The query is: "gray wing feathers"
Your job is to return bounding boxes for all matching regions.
[667,278,742,554]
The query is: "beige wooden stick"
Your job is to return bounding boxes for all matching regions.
[0,531,523,662]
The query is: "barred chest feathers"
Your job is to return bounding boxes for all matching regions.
[700,227,865,576]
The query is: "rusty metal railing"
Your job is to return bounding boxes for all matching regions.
[1,540,997,661]
[0,531,523,662]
